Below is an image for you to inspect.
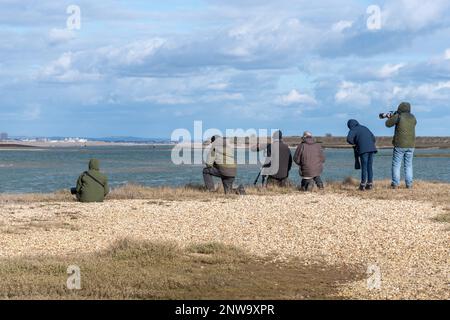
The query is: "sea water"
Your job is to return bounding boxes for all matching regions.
[0,146,449,193]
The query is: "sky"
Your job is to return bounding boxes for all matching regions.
[1,0,450,138]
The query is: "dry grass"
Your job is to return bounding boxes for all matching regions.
[2,178,449,205]
[0,239,362,300]
[327,178,450,208]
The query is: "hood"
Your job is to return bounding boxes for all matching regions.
[347,119,359,130]
[272,130,282,142]
[89,158,100,171]
[397,102,411,114]
[303,136,315,144]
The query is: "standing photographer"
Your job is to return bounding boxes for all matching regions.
[385,102,417,189]
[346,120,378,191]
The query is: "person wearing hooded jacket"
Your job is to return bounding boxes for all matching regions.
[203,135,237,194]
[75,158,109,202]
[385,102,417,189]
[346,120,377,190]
[255,130,293,187]
[293,131,325,191]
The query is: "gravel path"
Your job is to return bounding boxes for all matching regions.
[0,193,448,299]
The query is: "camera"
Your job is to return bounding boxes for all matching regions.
[379,111,396,119]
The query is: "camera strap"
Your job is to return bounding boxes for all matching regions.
[84,171,105,188]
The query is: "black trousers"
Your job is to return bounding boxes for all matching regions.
[203,167,235,194]
[301,176,324,191]
[266,176,289,187]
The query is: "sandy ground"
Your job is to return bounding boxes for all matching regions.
[0,193,448,300]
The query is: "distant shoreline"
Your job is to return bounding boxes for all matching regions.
[1,136,450,149]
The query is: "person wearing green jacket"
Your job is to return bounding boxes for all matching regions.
[203,135,237,194]
[74,159,110,202]
[386,102,417,189]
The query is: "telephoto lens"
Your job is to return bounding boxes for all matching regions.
[379,111,394,119]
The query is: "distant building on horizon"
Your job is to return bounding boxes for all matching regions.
[0,132,8,141]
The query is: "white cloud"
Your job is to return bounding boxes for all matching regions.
[96,38,167,66]
[331,20,353,33]
[48,28,75,44]
[377,63,405,78]
[335,81,371,106]
[445,49,450,60]
[38,52,101,82]
[279,89,317,105]
[390,81,450,100]
[207,82,229,90]
[383,0,450,31]
[135,95,192,105]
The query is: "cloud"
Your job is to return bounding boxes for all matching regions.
[445,49,450,60]
[377,63,405,78]
[279,89,317,105]
[2,0,450,136]
[37,52,101,82]
[332,20,353,33]
[382,0,450,31]
[48,28,75,45]
[392,81,450,101]
[335,81,371,106]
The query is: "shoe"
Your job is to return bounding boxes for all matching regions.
[365,183,373,190]
[391,183,398,189]
[359,183,366,191]
[406,185,413,189]
[237,184,246,195]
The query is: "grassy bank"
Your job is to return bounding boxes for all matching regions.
[2,179,449,207]
[0,239,362,300]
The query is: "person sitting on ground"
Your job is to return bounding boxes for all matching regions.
[255,130,292,187]
[74,158,109,202]
[346,119,378,191]
[203,135,237,194]
[293,131,325,191]
[385,102,417,189]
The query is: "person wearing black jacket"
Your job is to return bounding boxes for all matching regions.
[255,130,293,187]
[346,120,378,191]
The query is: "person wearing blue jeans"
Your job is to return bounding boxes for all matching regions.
[392,148,414,188]
[386,102,417,189]
[347,119,378,191]
[360,152,374,188]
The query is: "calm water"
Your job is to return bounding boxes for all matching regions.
[0,146,449,193]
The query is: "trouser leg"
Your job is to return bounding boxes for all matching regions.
[203,167,221,192]
[360,153,369,185]
[391,147,402,187]
[367,152,374,184]
[221,177,235,194]
[301,178,314,191]
[404,148,414,187]
[314,176,324,189]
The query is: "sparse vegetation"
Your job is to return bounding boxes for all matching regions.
[1,179,449,209]
[0,239,362,300]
